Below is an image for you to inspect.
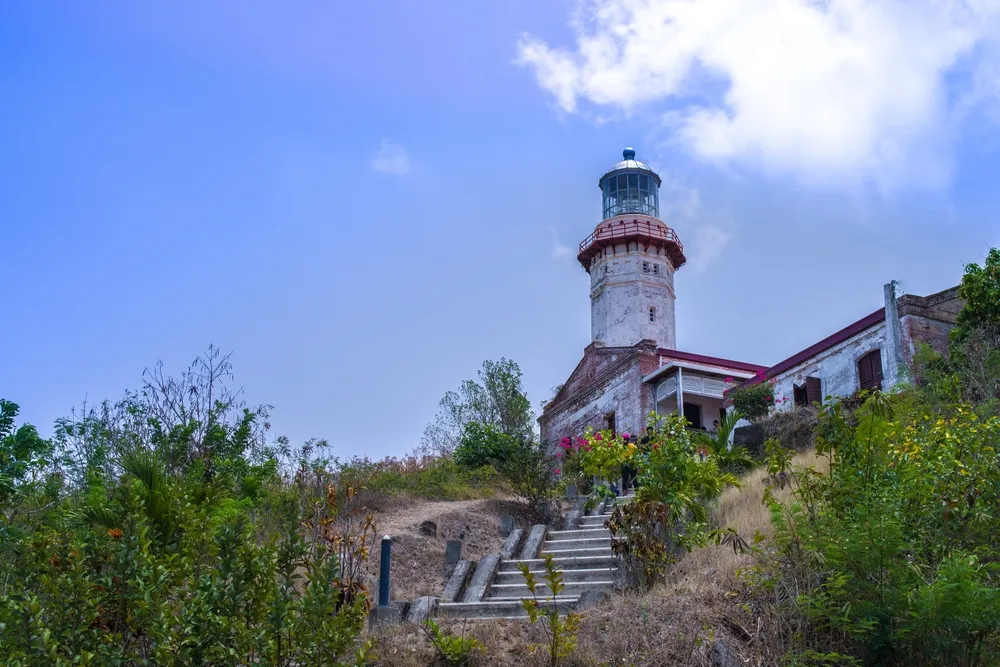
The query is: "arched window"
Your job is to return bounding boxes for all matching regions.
[649,306,656,323]
[857,349,883,391]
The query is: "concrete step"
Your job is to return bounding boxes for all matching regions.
[494,567,617,585]
[489,579,615,599]
[540,546,614,558]
[437,597,578,619]
[579,517,609,528]
[543,537,611,551]
[548,528,610,540]
[499,555,616,572]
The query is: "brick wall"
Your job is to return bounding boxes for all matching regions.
[539,340,659,447]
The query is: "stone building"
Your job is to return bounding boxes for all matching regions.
[748,282,962,411]
[538,148,962,446]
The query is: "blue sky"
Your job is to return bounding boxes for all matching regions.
[2,1,998,458]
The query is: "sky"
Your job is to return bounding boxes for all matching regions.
[2,1,999,459]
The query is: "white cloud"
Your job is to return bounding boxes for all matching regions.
[686,224,733,272]
[371,140,411,175]
[546,226,573,259]
[517,0,1000,191]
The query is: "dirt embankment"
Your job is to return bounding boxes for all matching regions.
[367,497,534,602]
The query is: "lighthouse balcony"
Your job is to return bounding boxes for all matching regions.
[577,216,686,271]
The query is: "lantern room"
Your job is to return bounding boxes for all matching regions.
[598,147,661,219]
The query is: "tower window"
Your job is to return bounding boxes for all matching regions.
[649,307,656,322]
[653,264,660,275]
[642,261,650,273]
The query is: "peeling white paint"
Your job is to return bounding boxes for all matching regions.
[590,242,677,348]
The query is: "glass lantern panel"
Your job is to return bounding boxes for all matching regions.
[628,173,639,188]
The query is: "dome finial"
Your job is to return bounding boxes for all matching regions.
[623,146,636,160]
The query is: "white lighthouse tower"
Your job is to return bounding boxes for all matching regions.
[577,148,686,349]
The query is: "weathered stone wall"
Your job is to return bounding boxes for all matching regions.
[898,286,962,364]
[769,323,889,412]
[539,341,660,446]
[589,241,677,349]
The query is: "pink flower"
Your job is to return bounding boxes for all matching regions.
[595,433,603,441]
[554,469,561,475]
[725,376,734,383]
[556,450,564,458]
[622,432,631,440]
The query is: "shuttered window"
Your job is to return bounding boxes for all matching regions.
[806,376,822,405]
[793,383,808,407]
[857,349,884,391]
[794,376,823,407]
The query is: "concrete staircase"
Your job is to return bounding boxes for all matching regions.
[436,494,632,619]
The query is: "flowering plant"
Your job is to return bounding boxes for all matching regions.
[575,429,638,483]
[728,379,775,421]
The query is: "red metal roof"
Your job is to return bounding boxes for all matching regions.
[656,348,768,373]
[741,307,886,386]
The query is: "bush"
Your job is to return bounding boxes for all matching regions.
[421,618,482,666]
[600,414,740,588]
[0,451,373,665]
[494,439,558,521]
[728,380,775,421]
[335,454,501,501]
[454,422,518,469]
[758,393,1000,665]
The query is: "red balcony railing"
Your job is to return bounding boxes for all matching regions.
[578,218,686,269]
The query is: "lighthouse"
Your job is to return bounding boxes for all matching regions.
[577,147,686,349]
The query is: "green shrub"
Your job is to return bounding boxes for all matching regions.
[454,422,518,469]
[0,449,373,665]
[605,414,740,588]
[421,618,482,665]
[760,393,1000,665]
[519,553,581,666]
[336,454,501,501]
[493,439,558,521]
[728,380,774,421]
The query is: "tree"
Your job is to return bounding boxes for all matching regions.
[420,358,535,455]
[54,345,273,479]
[0,399,53,505]
[693,410,758,474]
[948,248,1000,409]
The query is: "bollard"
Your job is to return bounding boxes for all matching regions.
[446,539,462,566]
[378,535,391,607]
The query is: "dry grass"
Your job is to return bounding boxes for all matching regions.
[369,450,830,666]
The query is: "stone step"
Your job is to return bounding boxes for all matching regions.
[540,546,614,558]
[579,517,609,528]
[493,567,617,585]
[543,537,611,551]
[489,579,615,599]
[547,528,611,540]
[436,597,578,619]
[499,555,616,572]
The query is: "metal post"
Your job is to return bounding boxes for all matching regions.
[378,535,391,607]
[676,367,684,416]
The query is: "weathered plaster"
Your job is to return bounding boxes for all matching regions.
[589,242,677,348]
[539,341,660,447]
[769,323,889,412]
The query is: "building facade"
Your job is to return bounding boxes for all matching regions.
[539,147,964,447]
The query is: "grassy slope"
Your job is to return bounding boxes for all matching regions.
[371,450,825,666]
